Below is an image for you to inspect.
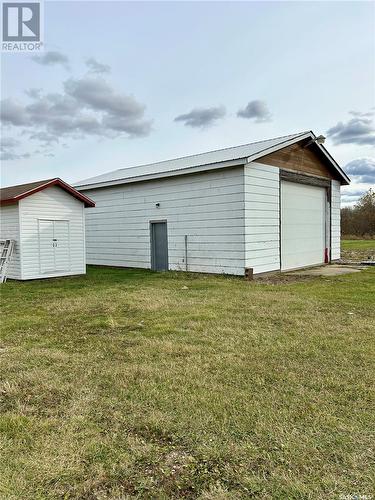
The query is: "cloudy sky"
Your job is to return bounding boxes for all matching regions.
[1,1,374,206]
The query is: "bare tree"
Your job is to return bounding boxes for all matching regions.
[341,188,375,237]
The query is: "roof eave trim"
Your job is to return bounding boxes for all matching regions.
[0,199,18,206]
[0,178,96,207]
[52,178,96,206]
[315,143,350,185]
[1,178,54,205]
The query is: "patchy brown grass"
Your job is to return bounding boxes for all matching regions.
[254,273,315,285]
[341,239,375,262]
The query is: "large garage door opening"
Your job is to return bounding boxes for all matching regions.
[281,181,326,271]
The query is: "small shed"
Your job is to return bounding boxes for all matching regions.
[0,178,95,280]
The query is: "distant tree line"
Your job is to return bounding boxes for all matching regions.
[341,188,375,238]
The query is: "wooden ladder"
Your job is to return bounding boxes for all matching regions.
[0,239,15,283]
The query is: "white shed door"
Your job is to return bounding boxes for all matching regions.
[54,220,70,271]
[281,181,326,271]
[39,220,70,274]
[39,220,55,274]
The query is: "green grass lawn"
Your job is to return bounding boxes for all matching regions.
[341,239,375,262]
[341,239,375,250]
[1,266,374,499]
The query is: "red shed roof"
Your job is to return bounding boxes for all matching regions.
[0,178,95,207]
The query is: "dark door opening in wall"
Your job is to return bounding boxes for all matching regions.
[150,221,168,271]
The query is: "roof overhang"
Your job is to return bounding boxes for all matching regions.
[76,158,247,190]
[76,131,350,191]
[0,178,96,207]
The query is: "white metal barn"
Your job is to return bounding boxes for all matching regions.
[0,178,95,280]
[75,131,350,276]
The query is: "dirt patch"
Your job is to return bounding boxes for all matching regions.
[341,249,375,262]
[254,273,315,285]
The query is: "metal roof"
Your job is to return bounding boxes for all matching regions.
[75,131,350,189]
[0,178,95,207]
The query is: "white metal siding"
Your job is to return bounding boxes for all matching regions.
[82,167,245,275]
[244,162,280,274]
[331,180,341,260]
[19,186,86,279]
[0,203,22,279]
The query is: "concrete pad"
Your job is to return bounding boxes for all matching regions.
[287,265,364,277]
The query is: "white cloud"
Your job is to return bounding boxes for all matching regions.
[327,111,375,146]
[85,58,111,74]
[31,51,70,70]
[237,100,272,122]
[174,106,226,128]
[0,74,152,159]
